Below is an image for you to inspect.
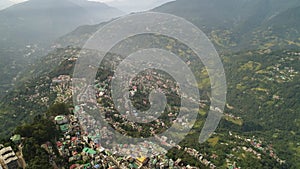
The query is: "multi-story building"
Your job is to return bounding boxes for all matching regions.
[0,145,19,169]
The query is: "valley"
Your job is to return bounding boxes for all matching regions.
[0,0,299,168]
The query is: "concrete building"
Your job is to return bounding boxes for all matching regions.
[0,145,19,169]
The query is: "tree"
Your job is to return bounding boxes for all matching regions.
[47,103,70,117]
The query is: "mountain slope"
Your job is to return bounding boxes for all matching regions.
[53,0,300,52]
[0,0,123,48]
[0,1,300,167]
[153,0,300,51]
[235,6,300,51]
[1,47,300,168]
[0,0,124,98]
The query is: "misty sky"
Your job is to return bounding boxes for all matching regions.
[10,0,26,2]
[90,0,174,13]
[0,0,174,13]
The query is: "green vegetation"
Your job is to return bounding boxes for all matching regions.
[1,47,299,168]
[47,102,71,117]
[207,137,219,147]
[11,103,72,169]
[224,116,243,126]
[0,0,300,168]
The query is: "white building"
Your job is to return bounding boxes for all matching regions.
[0,145,19,169]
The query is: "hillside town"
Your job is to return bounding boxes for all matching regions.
[0,48,296,168]
[49,112,214,169]
[0,68,288,169]
[0,108,287,169]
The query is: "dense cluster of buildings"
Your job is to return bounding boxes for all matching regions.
[48,64,219,169]
[53,112,202,169]
[183,147,216,169]
[51,75,73,104]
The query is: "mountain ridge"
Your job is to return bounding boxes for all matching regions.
[0,0,300,168]
[0,0,124,99]
[153,0,300,51]
[0,0,124,48]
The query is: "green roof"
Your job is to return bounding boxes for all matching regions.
[84,163,91,169]
[129,162,139,169]
[83,147,96,155]
[60,124,69,132]
[55,115,65,121]
[10,134,21,142]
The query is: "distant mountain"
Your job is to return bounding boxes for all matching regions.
[2,0,299,97]
[0,1,300,167]
[0,0,124,98]
[0,0,123,48]
[265,6,300,33]
[153,0,300,51]
[53,21,107,48]
[153,0,300,29]
[53,0,300,52]
[244,6,300,50]
[0,0,14,11]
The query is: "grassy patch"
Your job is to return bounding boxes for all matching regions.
[207,136,219,147]
[224,115,243,126]
[199,109,206,116]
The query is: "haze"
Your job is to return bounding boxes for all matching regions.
[0,0,174,13]
[90,0,174,13]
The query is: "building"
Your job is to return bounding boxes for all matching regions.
[55,115,68,125]
[0,145,19,169]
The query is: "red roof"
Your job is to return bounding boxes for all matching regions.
[70,164,78,169]
[56,141,62,147]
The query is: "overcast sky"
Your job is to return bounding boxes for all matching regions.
[0,0,174,13]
